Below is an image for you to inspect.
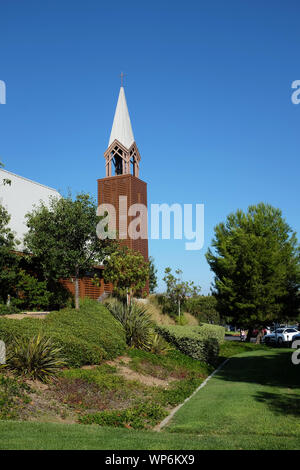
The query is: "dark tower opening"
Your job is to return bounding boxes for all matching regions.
[113,154,123,175]
[130,156,136,176]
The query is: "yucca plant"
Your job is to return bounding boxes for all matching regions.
[148,333,171,355]
[6,334,66,382]
[105,299,153,350]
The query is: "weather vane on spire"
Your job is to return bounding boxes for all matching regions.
[120,72,126,87]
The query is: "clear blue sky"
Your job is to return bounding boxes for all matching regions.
[1,0,300,293]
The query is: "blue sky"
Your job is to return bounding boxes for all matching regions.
[1,0,300,293]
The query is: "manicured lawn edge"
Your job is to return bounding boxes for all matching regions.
[155,358,230,431]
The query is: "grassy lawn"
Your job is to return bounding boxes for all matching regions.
[0,418,297,450]
[1,346,299,449]
[166,348,300,449]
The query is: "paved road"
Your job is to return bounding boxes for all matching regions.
[225,335,256,343]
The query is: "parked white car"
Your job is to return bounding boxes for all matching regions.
[263,327,299,345]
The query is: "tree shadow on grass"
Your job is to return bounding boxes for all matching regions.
[216,350,300,389]
[254,391,300,418]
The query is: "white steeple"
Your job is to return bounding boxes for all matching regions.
[108,87,135,150]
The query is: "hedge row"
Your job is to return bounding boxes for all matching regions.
[158,324,225,344]
[156,324,225,365]
[0,299,126,367]
[198,323,225,344]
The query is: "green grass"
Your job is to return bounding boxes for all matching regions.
[166,348,300,449]
[218,339,268,361]
[0,346,299,449]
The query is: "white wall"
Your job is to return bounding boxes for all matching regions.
[0,169,61,250]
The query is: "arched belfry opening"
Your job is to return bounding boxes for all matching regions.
[105,140,140,178]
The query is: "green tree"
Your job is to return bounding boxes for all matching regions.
[149,256,158,294]
[163,267,201,318]
[206,203,300,342]
[0,204,19,302]
[185,295,220,324]
[103,246,149,302]
[24,194,113,310]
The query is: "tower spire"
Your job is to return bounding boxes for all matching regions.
[108,86,134,150]
[105,85,140,178]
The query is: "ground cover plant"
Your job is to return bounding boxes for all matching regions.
[0,299,126,367]
[0,373,30,420]
[45,348,213,429]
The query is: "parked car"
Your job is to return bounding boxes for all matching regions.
[263,327,299,345]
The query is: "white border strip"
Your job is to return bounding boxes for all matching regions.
[155,358,230,432]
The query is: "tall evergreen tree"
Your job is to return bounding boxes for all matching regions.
[206,203,300,341]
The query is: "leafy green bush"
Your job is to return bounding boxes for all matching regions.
[14,270,52,311]
[79,402,167,429]
[158,324,225,345]
[0,303,20,316]
[6,334,66,382]
[0,299,126,367]
[156,324,224,365]
[105,299,153,350]
[197,323,225,344]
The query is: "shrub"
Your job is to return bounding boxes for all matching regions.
[158,324,225,345]
[46,280,74,311]
[105,299,153,350]
[0,299,126,367]
[197,323,225,344]
[6,334,66,382]
[148,333,171,355]
[14,270,52,311]
[156,324,224,365]
[79,402,167,429]
[0,303,20,316]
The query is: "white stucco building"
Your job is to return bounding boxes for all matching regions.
[0,169,61,250]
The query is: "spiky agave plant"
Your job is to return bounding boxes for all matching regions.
[148,333,171,355]
[105,299,153,350]
[6,334,66,382]
[125,303,154,350]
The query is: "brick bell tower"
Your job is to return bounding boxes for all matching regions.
[97,85,148,262]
